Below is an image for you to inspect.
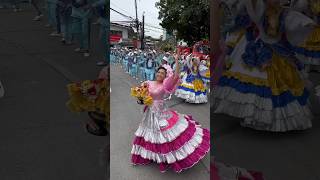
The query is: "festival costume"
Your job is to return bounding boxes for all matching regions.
[138,55,146,81]
[130,67,210,173]
[66,66,109,133]
[46,0,58,27]
[71,0,92,51]
[145,57,156,81]
[175,57,208,104]
[213,0,317,132]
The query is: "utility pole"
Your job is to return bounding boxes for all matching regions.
[135,0,140,48]
[141,12,145,50]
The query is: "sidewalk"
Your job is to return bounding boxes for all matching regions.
[0,6,107,180]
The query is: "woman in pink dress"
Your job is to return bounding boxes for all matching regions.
[131,54,210,173]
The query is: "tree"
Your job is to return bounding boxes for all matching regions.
[156,0,210,45]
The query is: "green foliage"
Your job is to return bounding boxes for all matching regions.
[156,39,175,52]
[156,0,210,45]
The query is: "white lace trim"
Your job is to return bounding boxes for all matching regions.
[213,94,313,132]
[297,54,320,65]
[213,86,273,110]
[134,114,189,144]
[131,128,205,164]
[175,89,208,103]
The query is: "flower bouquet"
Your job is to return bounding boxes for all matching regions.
[130,83,153,106]
[66,78,109,136]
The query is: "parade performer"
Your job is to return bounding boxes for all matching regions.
[175,55,208,104]
[71,0,92,57]
[57,0,73,45]
[290,0,320,73]
[145,53,156,81]
[66,66,109,136]
[130,55,210,173]
[131,52,138,79]
[124,51,129,73]
[91,0,109,67]
[210,1,264,179]
[138,52,147,81]
[128,52,134,76]
[46,0,58,29]
[212,0,319,132]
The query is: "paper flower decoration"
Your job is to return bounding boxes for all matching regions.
[130,83,153,106]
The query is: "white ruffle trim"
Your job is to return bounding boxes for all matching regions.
[134,114,189,144]
[213,87,313,132]
[297,55,320,65]
[131,128,204,164]
[175,89,208,104]
[213,86,272,110]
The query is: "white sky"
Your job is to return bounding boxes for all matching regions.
[110,0,164,38]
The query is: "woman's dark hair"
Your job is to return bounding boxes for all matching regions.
[157,67,167,74]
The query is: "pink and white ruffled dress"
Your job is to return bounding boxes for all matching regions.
[131,74,210,173]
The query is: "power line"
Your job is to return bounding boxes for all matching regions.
[110,7,135,21]
[110,2,135,18]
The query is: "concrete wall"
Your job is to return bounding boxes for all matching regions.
[110,25,129,40]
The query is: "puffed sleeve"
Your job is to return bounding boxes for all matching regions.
[285,10,316,46]
[243,0,265,24]
[284,10,320,65]
[163,74,180,93]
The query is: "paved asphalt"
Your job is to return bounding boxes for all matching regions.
[212,69,320,179]
[0,5,107,180]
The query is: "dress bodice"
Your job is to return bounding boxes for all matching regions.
[146,74,180,101]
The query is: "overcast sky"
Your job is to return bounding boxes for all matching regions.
[110,0,164,38]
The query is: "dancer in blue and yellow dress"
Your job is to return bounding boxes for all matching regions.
[213,0,320,132]
[175,55,208,104]
[290,0,320,73]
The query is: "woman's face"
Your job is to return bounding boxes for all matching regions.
[156,69,166,82]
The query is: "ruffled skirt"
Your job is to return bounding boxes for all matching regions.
[175,72,208,104]
[131,108,210,173]
[213,39,313,132]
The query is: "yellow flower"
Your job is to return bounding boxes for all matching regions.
[193,80,205,92]
[205,70,210,78]
[131,87,138,97]
[143,96,153,106]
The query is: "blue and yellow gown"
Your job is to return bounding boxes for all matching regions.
[213,0,318,132]
[175,58,208,104]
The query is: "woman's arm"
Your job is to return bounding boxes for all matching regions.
[174,54,180,78]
